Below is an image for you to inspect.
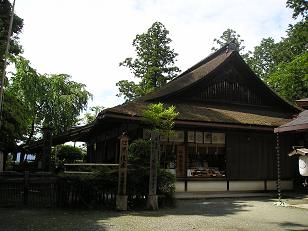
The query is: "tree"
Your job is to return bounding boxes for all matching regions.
[51,144,85,163]
[267,53,308,102]
[117,22,180,101]
[211,29,246,53]
[248,20,307,80]
[0,91,28,152]
[142,103,178,210]
[82,105,104,124]
[8,56,92,142]
[246,38,278,80]
[286,0,308,19]
[0,0,23,76]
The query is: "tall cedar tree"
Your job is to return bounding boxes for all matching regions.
[117,22,180,101]
[0,0,25,152]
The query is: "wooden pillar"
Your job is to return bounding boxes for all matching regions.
[42,127,52,172]
[116,133,128,211]
[147,131,159,210]
[0,150,4,172]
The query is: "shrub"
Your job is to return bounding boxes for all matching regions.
[127,139,176,208]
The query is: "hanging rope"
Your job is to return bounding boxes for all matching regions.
[276,132,282,203]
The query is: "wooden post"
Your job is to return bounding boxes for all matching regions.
[147,131,159,210]
[0,150,4,172]
[24,171,29,205]
[116,133,128,211]
[42,127,52,172]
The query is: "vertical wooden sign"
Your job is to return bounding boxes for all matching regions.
[176,145,186,177]
[0,150,4,172]
[118,134,128,195]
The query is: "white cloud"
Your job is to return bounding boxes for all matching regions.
[14,0,294,108]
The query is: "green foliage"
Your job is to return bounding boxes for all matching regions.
[82,105,104,124]
[246,37,278,80]
[267,53,308,102]
[52,144,85,163]
[58,168,118,208]
[0,91,28,151]
[286,0,308,19]
[211,29,245,53]
[117,22,180,101]
[128,139,151,167]
[127,139,175,207]
[142,103,179,133]
[8,56,92,139]
[0,0,23,73]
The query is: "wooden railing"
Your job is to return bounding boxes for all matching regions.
[0,171,117,209]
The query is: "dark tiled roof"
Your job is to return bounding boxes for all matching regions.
[100,101,292,127]
[275,110,308,133]
[143,47,233,100]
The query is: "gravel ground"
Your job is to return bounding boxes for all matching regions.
[1,197,308,231]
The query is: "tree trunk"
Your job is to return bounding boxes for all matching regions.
[25,119,35,145]
[147,131,159,210]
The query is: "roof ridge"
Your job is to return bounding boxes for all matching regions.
[172,43,230,81]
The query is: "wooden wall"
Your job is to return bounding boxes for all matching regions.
[226,131,296,180]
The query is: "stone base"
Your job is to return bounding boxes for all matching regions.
[116,195,128,211]
[147,195,158,210]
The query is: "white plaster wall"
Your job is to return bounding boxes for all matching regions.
[267,180,293,190]
[175,182,185,192]
[229,181,264,191]
[267,180,277,190]
[187,181,227,192]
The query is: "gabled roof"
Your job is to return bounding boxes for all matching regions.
[143,44,232,101]
[98,43,298,129]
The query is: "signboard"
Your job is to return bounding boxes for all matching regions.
[118,134,128,195]
[0,151,3,172]
[176,145,186,177]
[195,132,203,144]
[212,133,225,144]
[187,131,195,143]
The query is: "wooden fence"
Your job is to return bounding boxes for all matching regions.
[0,171,116,209]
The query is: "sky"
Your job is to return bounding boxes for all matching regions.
[14,0,294,109]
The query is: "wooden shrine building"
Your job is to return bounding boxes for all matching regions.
[30,43,301,192]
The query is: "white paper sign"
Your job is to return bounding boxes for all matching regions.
[212,133,225,144]
[187,131,195,143]
[195,132,203,143]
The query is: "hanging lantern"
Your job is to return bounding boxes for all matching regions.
[299,155,308,176]
[288,147,308,176]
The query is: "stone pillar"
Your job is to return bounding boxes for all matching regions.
[147,131,159,210]
[116,133,128,211]
[42,127,52,172]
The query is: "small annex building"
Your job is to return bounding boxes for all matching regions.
[29,43,301,193]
